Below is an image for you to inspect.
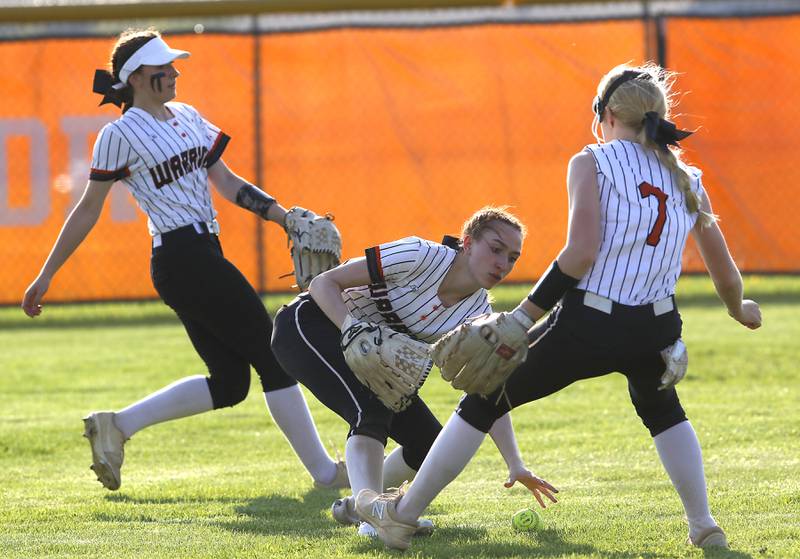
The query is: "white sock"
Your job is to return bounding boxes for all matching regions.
[383,446,417,490]
[345,435,384,497]
[263,385,338,484]
[114,375,214,439]
[654,421,717,539]
[396,413,485,523]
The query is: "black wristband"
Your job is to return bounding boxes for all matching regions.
[527,261,579,311]
[235,183,276,221]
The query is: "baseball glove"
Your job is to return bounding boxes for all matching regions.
[284,206,342,290]
[658,338,688,391]
[431,308,534,396]
[340,316,434,412]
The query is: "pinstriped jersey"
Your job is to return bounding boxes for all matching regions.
[342,237,492,343]
[89,102,230,235]
[579,140,706,305]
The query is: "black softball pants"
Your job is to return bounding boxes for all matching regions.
[271,295,442,470]
[458,289,687,437]
[150,224,296,409]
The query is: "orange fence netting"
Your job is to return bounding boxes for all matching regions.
[1,15,795,304]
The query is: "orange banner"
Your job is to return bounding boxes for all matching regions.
[2,16,794,304]
[259,20,645,290]
[666,16,800,272]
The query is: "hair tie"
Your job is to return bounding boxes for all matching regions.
[643,111,693,152]
[92,69,125,108]
[440,235,462,250]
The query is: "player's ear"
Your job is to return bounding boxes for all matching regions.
[462,234,473,252]
[127,68,144,90]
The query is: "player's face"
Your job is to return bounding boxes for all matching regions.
[465,221,523,289]
[132,63,180,103]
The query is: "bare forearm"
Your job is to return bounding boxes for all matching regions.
[713,270,744,313]
[308,273,351,329]
[39,205,101,280]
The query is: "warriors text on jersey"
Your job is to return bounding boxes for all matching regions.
[342,237,491,343]
[89,102,229,235]
[580,140,706,305]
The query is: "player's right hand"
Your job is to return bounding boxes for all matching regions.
[504,468,559,509]
[22,276,50,318]
[730,299,761,330]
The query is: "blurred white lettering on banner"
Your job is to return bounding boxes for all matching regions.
[0,118,49,226]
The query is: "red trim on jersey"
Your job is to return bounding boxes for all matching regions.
[365,246,385,284]
[204,132,231,168]
[89,167,130,181]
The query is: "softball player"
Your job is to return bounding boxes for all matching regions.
[271,207,550,534]
[357,63,762,551]
[21,28,346,491]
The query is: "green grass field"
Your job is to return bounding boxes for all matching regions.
[1,276,798,558]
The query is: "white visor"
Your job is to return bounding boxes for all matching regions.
[112,36,190,89]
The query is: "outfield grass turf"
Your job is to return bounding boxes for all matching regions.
[1,276,798,558]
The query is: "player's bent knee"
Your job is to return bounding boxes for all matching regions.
[455,394,502,433]
[638,403,688,437]
[260,374,298,393]
[208,373,251,409]
[349,424,389,447]
[401,443,432,472]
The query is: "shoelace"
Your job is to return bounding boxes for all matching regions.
[380,480,409,501]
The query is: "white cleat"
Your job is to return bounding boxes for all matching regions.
[357,521,378,537]
[83,411,126,491]
[414,517,435,537]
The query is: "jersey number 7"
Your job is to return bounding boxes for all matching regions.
[638,181,668,246]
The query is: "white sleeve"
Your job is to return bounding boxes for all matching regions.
[186,104,230,168]
[683,163,707,200]
[89,124,135,182]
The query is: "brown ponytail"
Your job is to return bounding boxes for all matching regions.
[93,28,160,113]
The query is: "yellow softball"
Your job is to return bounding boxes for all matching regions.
[511,508,542,531]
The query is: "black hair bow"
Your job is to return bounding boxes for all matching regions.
[643,111,693,152]
[92,69,124,108]
[441,235,462,250]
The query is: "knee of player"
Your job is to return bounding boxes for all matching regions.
[349,424,390,447]
[456,394,504,433]
[400,444,431,472]
[258,371,298,393]
[208,372,251,408]
[635,400,687,437]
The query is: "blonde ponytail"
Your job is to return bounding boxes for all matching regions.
[602,63,716,228]
[655,147,716,228]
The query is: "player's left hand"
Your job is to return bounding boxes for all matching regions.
[658,338,688,391]
[504,468,559,509]
[284,206,342,291]
[22,276,50,318]
[730,299,762,330]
